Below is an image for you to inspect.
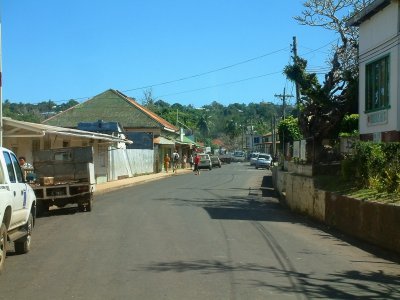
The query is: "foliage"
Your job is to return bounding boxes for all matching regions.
[339,114,359,137]
[3,99,79,123]
[343,142,400,195]
[277,116,302,145]
[284,1,373,162]
[224,120,240,140]
[139,90,289,149]
[284,54,352,143]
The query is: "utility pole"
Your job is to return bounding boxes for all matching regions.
[271,115,275,157]
[274,88,293,120]
[274,88,293,159]
[292,36,301,110]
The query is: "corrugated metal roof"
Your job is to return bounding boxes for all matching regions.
[154,136,175,145]
[3,117,132,143]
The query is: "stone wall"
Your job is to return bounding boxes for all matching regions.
[273,167,400,254]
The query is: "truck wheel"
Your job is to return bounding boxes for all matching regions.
[0,223,7,273]
[85,195,93,212]
[78,194,93,212]
[14,213,33,254]
[37,201,49,217]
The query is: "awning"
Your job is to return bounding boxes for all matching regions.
[154,136,175,145]
[3,117,132,144]
[175,135,199,146]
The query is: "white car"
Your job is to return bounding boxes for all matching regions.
[249,152,260,165]
[255,153,272,169]
[233,151,246,162]
[198,154,212,170]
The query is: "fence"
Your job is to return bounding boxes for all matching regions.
[108,148,154,181]
[288,137,358,164]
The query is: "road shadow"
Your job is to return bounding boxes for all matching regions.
[134,259,400,299]
[36,206,79,218]
[156,174,306,224]
[157,174,400,263]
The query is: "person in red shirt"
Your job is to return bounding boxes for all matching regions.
[194,153,200,175]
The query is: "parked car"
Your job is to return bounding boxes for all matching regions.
[198,154,212,170]
[249,152,260,166]
[210,155,222,168]
[219,152,233,164]
[232,151,246,162]
[255,153,272,169]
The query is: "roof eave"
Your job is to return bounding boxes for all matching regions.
[347,0,392,26]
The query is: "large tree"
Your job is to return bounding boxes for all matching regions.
[284,0,372,162]
[295,0,373,73]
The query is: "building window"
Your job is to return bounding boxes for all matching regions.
[365,55,389,112]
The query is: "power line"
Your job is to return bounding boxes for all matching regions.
[24,47,290,104]
[299,38,339,57]
[158,71,283,98]
[120,47,289,93]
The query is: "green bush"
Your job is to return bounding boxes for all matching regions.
[340,114,359,137]
[344,141,400,194]
[341,156,356,181]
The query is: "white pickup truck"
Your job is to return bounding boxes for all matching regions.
[0,147,36,273]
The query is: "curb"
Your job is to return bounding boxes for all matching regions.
[94,169,192,195]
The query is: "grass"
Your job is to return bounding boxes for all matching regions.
[314,175,400,205]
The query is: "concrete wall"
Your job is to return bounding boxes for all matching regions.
[325,193,400,254]
[273,167,400,254]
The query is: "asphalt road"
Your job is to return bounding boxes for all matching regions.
[1,163,400,299]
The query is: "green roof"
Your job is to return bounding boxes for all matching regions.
[43,89,178,131]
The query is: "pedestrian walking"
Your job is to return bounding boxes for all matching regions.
[172,149,180,173]
[194,153,200,175]
[164,153,170,173]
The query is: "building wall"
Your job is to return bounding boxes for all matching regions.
[358,1,400,138]
[359,4,398,51]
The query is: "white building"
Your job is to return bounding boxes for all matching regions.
[349,0,400,141]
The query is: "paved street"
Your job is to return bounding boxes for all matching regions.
[1,163,400,299]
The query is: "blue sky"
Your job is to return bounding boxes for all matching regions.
[1,0,338,107]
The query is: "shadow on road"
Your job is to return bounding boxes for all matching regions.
[158,174,304,223]
[134,259,400,299]
[36,206,80,218]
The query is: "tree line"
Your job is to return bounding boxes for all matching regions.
[2,99,79,123]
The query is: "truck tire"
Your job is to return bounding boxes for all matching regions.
[86,195,93,212]
[14,213,33,254]
[78,194,93,212]
[0,223,7,273]
[37,201,49,217]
